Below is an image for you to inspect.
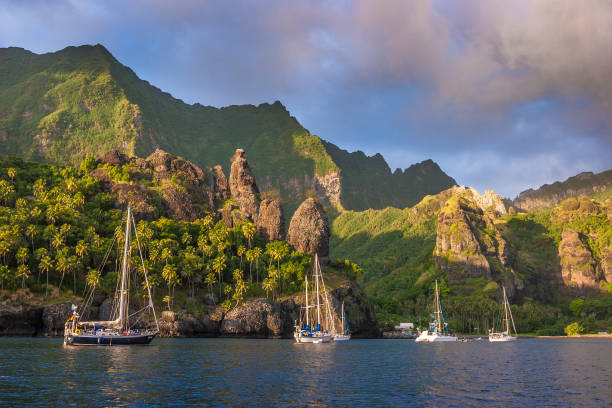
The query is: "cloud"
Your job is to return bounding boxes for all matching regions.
[0,0,610,197]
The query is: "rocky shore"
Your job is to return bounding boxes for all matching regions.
[0,279,380,338]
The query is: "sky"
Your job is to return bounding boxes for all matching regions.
[1,0,611,198]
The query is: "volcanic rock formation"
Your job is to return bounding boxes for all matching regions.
[229,149,260,222]
[257,199,285,242]
[559,229,598,289]
[287,198,330,261]
[212,165,230,204]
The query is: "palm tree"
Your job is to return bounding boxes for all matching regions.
[162,263,179,309]
[237,245,246,269]
[56,254,70,293]
[245,249,255,283]
[212,254,227,298]
[253,247,263,283]
[0,265,8,291]
[0,180,15,205]
[51,232,64,253]
[241,222,256,249]
[262,278,275,300]
[16,247,29,266]
[232,269,247,306]
[266,241,289,290]
[17,264,30,292]
[39,255,53,299]
[205,272,217,300]
[75,240,88,293]
[26,224,38,252]
[86,269,101,288]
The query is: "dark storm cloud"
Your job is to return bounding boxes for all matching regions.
[0,0,610,197]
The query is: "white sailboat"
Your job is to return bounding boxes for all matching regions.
[294,254,335,343]
[415,280,457,342]
[488,286,517,342]
[333,301,351,341]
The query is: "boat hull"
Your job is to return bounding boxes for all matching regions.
[64,332,157,346]
[294,332,332,343]
[415,332,457,342]
[333,334,351,341]
[488,334,517,342]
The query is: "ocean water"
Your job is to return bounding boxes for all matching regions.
[0,337,610,407]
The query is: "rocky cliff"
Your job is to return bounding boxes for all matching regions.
[93,148,216,221]
[514,170,612,212]
[229,149,260,222]
[257,199,285,242]
[157,278,379,338]
[287,198,330,261]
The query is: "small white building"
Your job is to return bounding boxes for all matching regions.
[394,322,414,332]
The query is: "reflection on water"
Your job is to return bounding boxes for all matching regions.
[0,338,610,407]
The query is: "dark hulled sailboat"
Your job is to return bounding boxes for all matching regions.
[64,207,159,346]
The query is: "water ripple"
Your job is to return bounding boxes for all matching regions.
[0,338,610,407]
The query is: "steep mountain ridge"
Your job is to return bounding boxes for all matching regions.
[0,44,455,217]
[331,183,612,332]
[514,169,612,212]
[322,141,456,210]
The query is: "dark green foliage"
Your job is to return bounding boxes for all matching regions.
[0,157,328,311]
[323,141,456,210]
[331,189,612,334]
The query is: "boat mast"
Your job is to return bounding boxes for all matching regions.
[341,301,345,335]
[305,274,309,327]
[435,280,442,333]
[315,254,321,328]
[118,206,131,331]
[503,286,510,335]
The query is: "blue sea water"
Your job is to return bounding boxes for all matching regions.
[0,337,610,407]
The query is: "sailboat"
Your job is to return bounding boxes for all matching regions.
[333,301,351,341]
[415,280,457,342]
[64,207,159,346]
[294,254,336,343]
[488,286,517,342]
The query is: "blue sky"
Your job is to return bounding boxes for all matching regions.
[1,0,610,198]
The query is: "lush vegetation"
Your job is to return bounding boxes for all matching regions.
[0,157,343,315]
[0,44,454,217]
[331,188,612,334]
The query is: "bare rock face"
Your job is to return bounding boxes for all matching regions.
[453,186,506,216]
[434,196,491,283]
[42,302,77,336]
[212,165,230,204]
[559,229,598,289]
[287,198,330,260]
[98,149,129,167]
[229,149,260,222]
[220,299,289,338]
[158,309,223,337]
[145,149,214,221]
[0,306,43,336]
[146,149,208,186]
[257,199,285,242]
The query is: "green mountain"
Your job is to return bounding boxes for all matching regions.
[513,170,612,212]
[0,44,455,217]
[322,141,456,210]
[331,184,612,334]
